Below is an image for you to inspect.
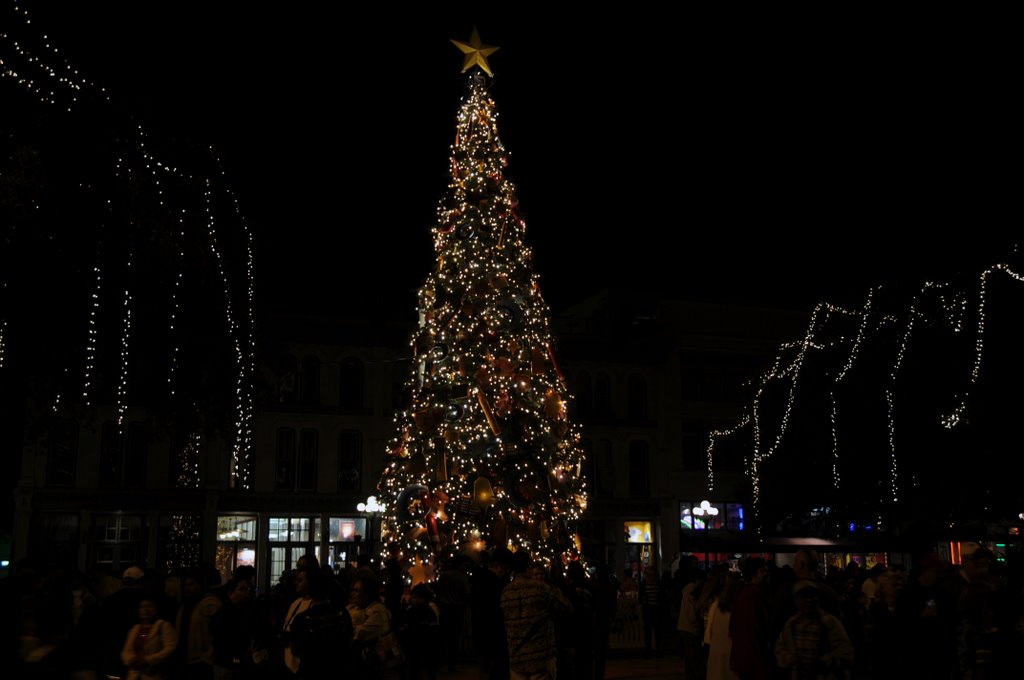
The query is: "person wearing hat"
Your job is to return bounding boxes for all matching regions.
[775,579,853,679]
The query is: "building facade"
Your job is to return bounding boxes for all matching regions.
[13,294,805,589]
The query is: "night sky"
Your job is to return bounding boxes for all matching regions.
[10,5,1021,317]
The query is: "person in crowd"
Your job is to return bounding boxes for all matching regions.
[775,580,853,680]
[172,566,222,680]
[860,564,885,606]
[696,564,730,636]
[211,577,269,679]
[704,571,742,680]
[101,565,147,678]
[865,569,903,678]
[289,565,352,679]
[677,569,706,680]
[349,574,392,680]
[639,564,668,658]
[792,550,843,622]
[397,583,440,680]
[589,562,618,680]
[121,597,178,680]
[500,551,571,680]
[435,555,472,673]
[730,557,772,680]
[953,544,1010,680]
[281,565,315,675]
[564,561,595,680]
[895,554,954,678]
[472,547,513,680]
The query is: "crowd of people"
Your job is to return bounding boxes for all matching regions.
[4,542,1023,679]
[673,544,1024,679]
[2,548,617,680]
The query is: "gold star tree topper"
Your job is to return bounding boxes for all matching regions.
[451,27,499,77]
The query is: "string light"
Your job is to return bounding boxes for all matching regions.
[709,258,1023,530]
[1,6,108,109]
[943,264,1024,428]
[6,10,257,496]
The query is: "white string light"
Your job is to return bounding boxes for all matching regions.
[710,256,1022,530]
[7,11,258,496]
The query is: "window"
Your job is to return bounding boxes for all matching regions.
[628,440,650,497]
[99,421,147,488]
[89,514,147,572]
[328,516,367,571]
[275,428,296,490]
[339,358,364,410]
[627,374,648,421]
[279,356,298,404]
[124,422,147,488]
[595,439,615,497]
[595,372,612,420]
[392,360,412,409]
[300,355,321,406]
[216,514,258,585]
[624,521,653,544]
[575,371,594,418]
[679,501,736,530]
[297,429,318,492]
[337,430,362,492]
[45,418,77,486]
[99,421,123,488]
[161,513,201,573]
[681,422,707,472]
[580,438,594,491]
[267,516,322,585]
[30,514,79,568]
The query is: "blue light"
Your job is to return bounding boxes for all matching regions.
[865,525,874,531]
[849,523,856,532]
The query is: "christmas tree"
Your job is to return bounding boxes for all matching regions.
[377,30,588,575]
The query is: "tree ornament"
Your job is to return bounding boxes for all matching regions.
[408,555,434,586]
[476,391,502,435]
[473,476,495,506]
[445,397,470,421]
[396,484,431,522]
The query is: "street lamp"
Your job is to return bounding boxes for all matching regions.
[357,495,385,564]
[693,500,719,571]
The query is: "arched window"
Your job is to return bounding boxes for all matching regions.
[98,421,147,488]
[45,418,77,487]
[339,358,364,410]
[627,374,648,421]
[580,438,594,491]
[337,430,363,492]
[575,371,594,418]
[99,421,123,488]
[297,429,318,491]
[299,355,321,406]
[279,356,298,404]
[628,440,650,497]
[595,372,613,420]
[391,359,412,410]
[275,428,296,490]
[595,439,615,497]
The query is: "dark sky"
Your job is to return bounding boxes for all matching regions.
[20,4,1020,318]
